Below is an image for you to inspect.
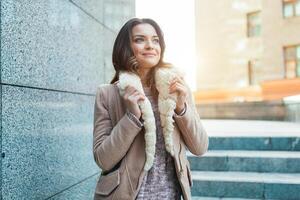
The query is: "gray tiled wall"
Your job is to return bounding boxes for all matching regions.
[0,0,135,199]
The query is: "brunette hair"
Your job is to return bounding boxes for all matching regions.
[110,18,172,94]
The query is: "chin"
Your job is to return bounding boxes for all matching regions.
[139,60,159,69]
[144,63,159,68]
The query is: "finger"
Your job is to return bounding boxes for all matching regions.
[170,77,184,87]
[132,94,145,104]
[130,90,141,99]
[128,91,139,101]
[125,86,136,95]
[125,89,136,99]
[169,79,178,88]
[176,85,187,95]
[174,76,185,85]
[169,82,178,93]
[129,92,144,102]
[169,82,182,92]
[176,75,185,83]
[171,80,184,87]
[131,90,140,96]
[135,92,145,100]
[170,83,187,95]
[169,77,177,84]
[137,95,145,104]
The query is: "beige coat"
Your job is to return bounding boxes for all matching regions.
[93,82,209,200]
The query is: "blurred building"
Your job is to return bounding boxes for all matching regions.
[195,0,300,90]
[194,0,300,122]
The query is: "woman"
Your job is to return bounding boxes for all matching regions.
[93,18,208,200]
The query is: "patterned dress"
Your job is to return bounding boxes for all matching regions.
[135,86,182,200]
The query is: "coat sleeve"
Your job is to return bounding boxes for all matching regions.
[93,86,143,172]
[173,85,209,156]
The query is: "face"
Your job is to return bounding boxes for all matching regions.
[130,23,161,70]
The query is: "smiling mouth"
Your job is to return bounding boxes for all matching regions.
[142,54,156,56]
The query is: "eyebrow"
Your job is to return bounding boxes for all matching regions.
[133,35,159,38]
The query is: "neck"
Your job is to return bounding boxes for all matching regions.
[138,68,151,87]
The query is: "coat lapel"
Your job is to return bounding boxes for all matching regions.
[117,67,182,171]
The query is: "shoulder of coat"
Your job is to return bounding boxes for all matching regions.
[96,83,119,98]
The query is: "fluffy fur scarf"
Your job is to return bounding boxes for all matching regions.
[117,67,183,171]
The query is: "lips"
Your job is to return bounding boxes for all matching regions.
[142,53,156,56]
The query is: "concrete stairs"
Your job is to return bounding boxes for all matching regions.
[190,120,300,200]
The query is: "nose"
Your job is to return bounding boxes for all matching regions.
[145,40,154,49]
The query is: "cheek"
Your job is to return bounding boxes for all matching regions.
[131,44,143,56]
[131,46,138,56]
[156,45,161,54]
[157,48,161,58]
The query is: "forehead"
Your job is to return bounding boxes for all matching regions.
[131,23,158,37]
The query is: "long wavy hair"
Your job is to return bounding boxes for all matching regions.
[110,18,172,96]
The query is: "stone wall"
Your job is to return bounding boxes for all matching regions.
[0,0,135,199]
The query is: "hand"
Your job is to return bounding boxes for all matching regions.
[169,76,188,114]
[123,86,145,119]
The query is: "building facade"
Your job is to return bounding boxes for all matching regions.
[195,0,300,90]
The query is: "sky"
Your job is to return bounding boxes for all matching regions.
[136,0,197,91]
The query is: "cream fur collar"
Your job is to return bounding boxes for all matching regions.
[117,67,182,171]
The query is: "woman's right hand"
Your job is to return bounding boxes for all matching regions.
[123,86,145,119]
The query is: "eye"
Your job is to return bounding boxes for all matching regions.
[134,38,144,43]
[153,38,160,43]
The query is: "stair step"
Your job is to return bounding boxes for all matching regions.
[191,171,300,199]
[202,120,300,137]
[188,150,300,173]
[192,171,300,184]
[192,197,263,200]
[202,120,300,151]
[208,137,300,151]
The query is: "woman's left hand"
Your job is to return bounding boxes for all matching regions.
[169,76,188,114]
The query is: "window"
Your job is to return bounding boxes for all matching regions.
[247,11,261,37]
[248,59,262,85]
[284,45,300,78]
[283,0,300,18]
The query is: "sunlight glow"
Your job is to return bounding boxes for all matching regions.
[136,0,197,91]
